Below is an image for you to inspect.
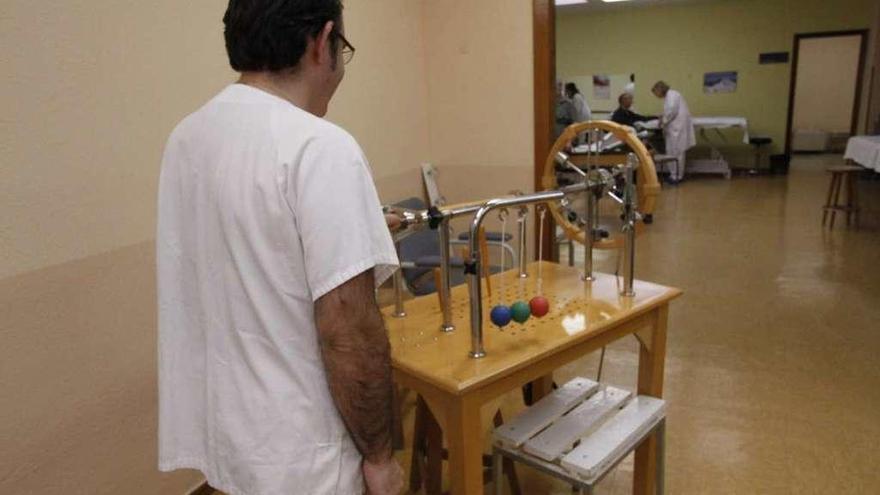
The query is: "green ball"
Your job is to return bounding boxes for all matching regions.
[510,301,531,323]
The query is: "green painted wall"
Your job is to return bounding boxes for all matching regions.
[557,0,876,159]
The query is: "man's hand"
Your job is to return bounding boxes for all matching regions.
[384,213,402,233]
[363,457,404,495]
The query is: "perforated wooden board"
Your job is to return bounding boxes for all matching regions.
[382,262,681,394]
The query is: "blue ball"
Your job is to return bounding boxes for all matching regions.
[490,305,512,327]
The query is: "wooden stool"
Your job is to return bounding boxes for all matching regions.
[409,396,522,495]
[492,378,666,495]
[823,165,862,229]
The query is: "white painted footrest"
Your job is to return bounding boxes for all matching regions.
[523,385,631,462]
[560,396,666,481]
[493,377,599,449]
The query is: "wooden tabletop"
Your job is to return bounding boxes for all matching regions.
[383,262,681,395]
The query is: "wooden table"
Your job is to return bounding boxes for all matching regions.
[383,261,681,494]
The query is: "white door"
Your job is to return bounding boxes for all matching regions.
[791,35,862,152]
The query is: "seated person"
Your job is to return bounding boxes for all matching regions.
[610,93,653,128]
[555,82,577,139]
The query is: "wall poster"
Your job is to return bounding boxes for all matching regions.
[592,74,611,99]
[704,71,738,94]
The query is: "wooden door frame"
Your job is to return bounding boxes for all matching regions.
[533,0,555,261]
[784,29,869,157]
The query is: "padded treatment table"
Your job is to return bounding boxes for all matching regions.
[639,117,750,178]
[692,116,750,144]
[844,135,880,173]
[382,261,681,494]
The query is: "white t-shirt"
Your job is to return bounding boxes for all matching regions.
[572,93,592,123]
[157,84,398,495]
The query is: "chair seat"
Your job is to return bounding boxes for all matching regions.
[749,137,772,146]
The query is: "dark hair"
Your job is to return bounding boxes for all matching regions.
[564,82,580,95]
[223,0,344,72]
[618,93,631,104]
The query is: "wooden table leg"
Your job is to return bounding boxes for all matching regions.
[823,173,837,226]
[853,173,860,228]
[446,395,484,494]
[425,404,444,495]
[530,374,555,402]
[633,305,669,495]
[392,386,406,451]
[845,173,853,227]
[409,396,427,492]
[830,173,843,229]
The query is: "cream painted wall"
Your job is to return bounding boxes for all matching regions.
[422,0,535,186]
[0,0,432,280]
[557,0,877,156]
[1,1,538,494]
[0,1,232,280]
[0,1,431,494]
[328,1,430,202]
[792,35,863,134]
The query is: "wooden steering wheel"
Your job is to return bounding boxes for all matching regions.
[542,120,660,250]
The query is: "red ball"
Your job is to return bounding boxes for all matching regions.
[529,296,550,318]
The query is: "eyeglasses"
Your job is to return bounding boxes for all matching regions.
[335,32,355,65]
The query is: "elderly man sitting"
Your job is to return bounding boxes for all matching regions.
[610,93,653,128]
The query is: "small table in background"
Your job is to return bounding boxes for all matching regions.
[844,135,880,173]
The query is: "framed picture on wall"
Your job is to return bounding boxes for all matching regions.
[704,71,738,94]
[593,74,611,99]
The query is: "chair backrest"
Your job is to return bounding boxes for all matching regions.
[393,197,440,289]
[421,163,446,207]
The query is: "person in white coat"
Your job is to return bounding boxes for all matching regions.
[565,83,592,145]
[652,81,696,183]
[157,2,405,494]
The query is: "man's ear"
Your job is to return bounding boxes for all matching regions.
[312,20,335,67]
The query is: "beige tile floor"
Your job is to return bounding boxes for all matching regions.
[221,154,880,494]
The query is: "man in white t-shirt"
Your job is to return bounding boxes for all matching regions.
[157,1,404,494]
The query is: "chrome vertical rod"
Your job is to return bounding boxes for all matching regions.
[438,219,454,332]
[392,264,407,317]
[517,207,528,278]
[467,190,567,358]
[622,153,638,297]
[583,128,598,282]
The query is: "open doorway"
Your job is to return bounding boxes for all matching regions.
[786,30,868,156]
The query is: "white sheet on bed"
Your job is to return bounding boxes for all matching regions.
[845,135,880,172]
[638,116,749,144]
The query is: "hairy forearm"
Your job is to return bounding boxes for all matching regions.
[315,270,394,463]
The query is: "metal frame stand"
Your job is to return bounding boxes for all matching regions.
[384,147,642,358]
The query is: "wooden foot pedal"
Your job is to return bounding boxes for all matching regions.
[491,378,667,494]
[523,385,631,462]
[493,377,599,449]
[560,396,666,482]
